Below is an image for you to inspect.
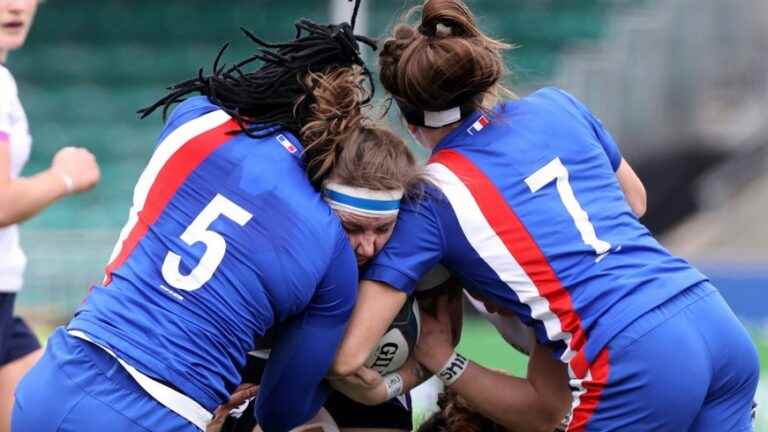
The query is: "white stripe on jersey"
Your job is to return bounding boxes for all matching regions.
[69,330,212,430]
[427,162,576,363]
[106,110,232,271]
[566,367,591,430]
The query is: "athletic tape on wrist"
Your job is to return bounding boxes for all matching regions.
[383,372,404,400]
[437,351,468,386]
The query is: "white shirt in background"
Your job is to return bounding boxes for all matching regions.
[0,64,32,293]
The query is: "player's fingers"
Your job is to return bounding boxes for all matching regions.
[226,383,259,407]
[355,366,382,387]
[206,406,229,432]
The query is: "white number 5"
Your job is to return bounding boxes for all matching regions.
[525,158,611,256]
[162,194,253,291]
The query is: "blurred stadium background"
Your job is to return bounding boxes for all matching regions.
[7,0,767,428]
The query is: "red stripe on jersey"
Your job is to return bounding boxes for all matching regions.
[430,149,588,360]
[103,118,239,284]
[567,348,610,431]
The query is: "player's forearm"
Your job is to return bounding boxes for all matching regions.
[417,338,567,432]
[0,169,68,227]
[330,356,430,407]
[443,362,565,432]
[331,280,407,377]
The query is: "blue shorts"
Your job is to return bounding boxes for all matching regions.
[0,293,41,366]
[567,282,759,431]
[12,327,197,432]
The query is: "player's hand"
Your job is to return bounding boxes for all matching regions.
[50,146,100,194]
[414,294,456,373]
[206,383,259,432]
[328,367,387,406]
[352,365,382,388]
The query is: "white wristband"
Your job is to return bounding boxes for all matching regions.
[436,351,468,386]
[383,372,404,400]
[57,172,75,194]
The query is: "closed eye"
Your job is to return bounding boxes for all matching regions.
[375,224,394,234]
[343,223,363,235]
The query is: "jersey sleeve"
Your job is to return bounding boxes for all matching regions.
[364,190,446,294]
[254,234,358,432]
[550,88,623,171]
[0,67,16,140]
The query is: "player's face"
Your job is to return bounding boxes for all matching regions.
[336,210,397,267]
[0,0,38,58]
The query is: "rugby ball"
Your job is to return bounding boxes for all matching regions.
[364,296,421,375]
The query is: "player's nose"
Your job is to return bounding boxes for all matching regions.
[7,0,26,12]
[357,234,376,258]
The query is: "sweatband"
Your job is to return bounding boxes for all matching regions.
[383,372,404,400]
[323,182,403,217]
[437,351,468,386]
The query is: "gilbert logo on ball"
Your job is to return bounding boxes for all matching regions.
[365,296,421,375]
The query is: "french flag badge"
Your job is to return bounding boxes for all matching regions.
[276,134,298,154]
[466,115,489,135]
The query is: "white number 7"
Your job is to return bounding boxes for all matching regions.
[162,194,253,291]
[525,158,611,256]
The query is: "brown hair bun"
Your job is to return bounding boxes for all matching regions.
[379,0,512,116]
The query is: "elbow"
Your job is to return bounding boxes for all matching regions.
[534,394,571,432]
[543,411,568,432]
[0,205,27,228]
[0,214,19,228]
[502,391,569,432]
[526,407,567,432]
[623,181,646,218]
[630,192,647,218]
[0,204,16,228]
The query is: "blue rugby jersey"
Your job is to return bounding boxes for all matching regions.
[366,87,706,378]
[68,96,357,430]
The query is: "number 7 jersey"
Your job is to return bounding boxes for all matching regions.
[365,87,707,369]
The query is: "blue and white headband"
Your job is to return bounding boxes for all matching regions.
[323,182,404,217]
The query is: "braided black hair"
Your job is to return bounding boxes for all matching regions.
[137,0,376,140]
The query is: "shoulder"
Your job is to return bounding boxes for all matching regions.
[511,87,575,109]
[401,181,447,212]
[300,202,350,266]
[236,131,306,191]
[523,87,592,117]
[153,96,228,145]
[0,65,15,90]
[166,95,222,125]
[485,88,591,131]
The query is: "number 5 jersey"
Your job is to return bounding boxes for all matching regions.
[69,96,358,426]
